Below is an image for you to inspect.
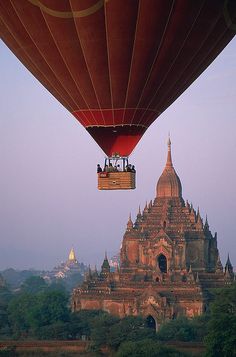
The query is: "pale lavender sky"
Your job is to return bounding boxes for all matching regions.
[0,38,236,271]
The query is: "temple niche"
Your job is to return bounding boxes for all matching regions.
[72,139,234,328]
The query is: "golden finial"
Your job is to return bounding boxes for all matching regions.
[167,132,171,148]
[166,134,173,167]
[69,247,76,261]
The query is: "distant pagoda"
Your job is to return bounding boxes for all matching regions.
[72,139,234,329]
[48,248,86,280]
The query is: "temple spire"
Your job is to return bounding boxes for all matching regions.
[156,137,182,198]
[136,206,141,220]
[101,252,110,274]
[166,135,173,167]
[204,215,209,231]
[226,253,232,266]
[126,213,133,231]
[135,206,142,228]
[143,201,148,213]
[225,253,233,274]
[196,208,202,226]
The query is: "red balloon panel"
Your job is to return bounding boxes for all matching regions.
[0,0,235,155]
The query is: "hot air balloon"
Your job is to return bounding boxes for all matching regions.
[0,0,235,189]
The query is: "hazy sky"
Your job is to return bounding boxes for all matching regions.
[0,38,235,271]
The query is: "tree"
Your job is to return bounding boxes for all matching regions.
[156,316,196,342]
[190,314,209,342]
[29,290,70,332]
[0,285,13,337]
[90,312,120,349]
[20,276,47,294]
[155,314,210,342]
[34,321,72,340]
[89,314,157,352]
[106,316,156,350]
[8,289,70,338]
[47,280,67,293]
[205,283,236,357]
[70,310,106,339]
[1,269,42,289]
[8,293,35,337]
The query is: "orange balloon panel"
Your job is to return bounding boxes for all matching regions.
[0,0,235,156]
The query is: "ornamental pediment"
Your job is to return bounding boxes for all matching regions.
[153,229,173,246]
[140,287,162,302]
[143,296,160,310]
[139,288,165,309]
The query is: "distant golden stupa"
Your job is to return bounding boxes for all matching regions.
[68,247,77,262]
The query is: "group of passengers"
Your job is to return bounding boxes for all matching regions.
[97,163,136,173]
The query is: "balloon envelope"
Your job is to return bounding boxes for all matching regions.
[0,0,235,156]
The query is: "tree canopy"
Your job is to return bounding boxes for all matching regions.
[156,315,209,342]
[20,276,47,294]
[8,290,70,339]
[116,339,188,357]
[205,283,236,357]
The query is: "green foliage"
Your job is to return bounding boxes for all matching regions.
[205,283,236,357]
[88,314,157,352]
[8,290,70,338]
[0,269,42,289]
[90,312,120,348]
[189,314,209,341]
[33,321,72,340]
[8,297,108,341]
[156,316,194,342]
[8,293,35,337]
[31,290,70,328]
[116,339,188,357]
[20,276,47,295]
[47,280,67,293]
[106,316,156,350]
[156,314,209,342]
[0,286,13,336]
[0,283,12,301]
[70,310,107,339]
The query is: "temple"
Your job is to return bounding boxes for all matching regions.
[46,248,86,280]
[72,139,234,329]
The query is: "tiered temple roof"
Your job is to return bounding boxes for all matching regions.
[72,139,234,327]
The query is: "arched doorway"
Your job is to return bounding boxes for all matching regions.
[158,254,167,273]
[146,315,156,330]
